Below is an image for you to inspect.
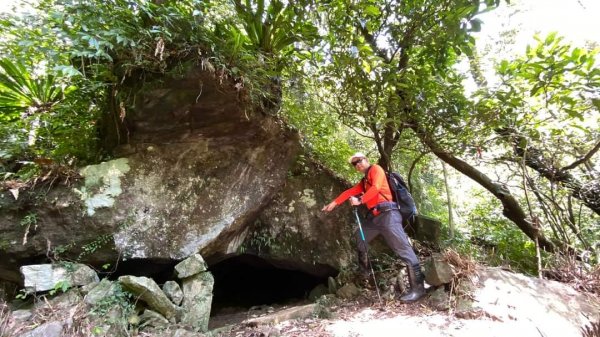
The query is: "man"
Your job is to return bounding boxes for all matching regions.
[321,152,425,303]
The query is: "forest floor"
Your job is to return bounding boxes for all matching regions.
[209,269,600,337]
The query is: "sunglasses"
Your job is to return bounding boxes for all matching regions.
[351,158,363,166]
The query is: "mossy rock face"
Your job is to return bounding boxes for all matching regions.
[239,157,356,274]
[0,68,354,283]
[0,67,298,278]
[103,68,301,261]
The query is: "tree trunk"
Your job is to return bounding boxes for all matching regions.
[412,125,558,253]
[442,162,455,238]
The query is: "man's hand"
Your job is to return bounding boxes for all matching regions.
[321,201,337,212]
[350,196,361,206]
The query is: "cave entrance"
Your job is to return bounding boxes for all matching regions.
[209,254,337,316]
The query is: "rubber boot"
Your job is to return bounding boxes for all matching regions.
[400,263,425,303]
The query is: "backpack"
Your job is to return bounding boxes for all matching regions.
[363,168,418,225]
[387,171,418,224]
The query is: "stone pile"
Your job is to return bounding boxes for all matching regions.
[11,253,213,337]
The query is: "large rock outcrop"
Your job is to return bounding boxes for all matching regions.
[0,67,356,285]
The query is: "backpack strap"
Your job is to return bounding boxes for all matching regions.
[362,166,391,214]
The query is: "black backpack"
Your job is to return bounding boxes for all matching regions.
[363,168,417,224]
[387,171,418,223]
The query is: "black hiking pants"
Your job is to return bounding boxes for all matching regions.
[356,202,419,266]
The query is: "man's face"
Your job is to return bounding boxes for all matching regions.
[351,157,368,173]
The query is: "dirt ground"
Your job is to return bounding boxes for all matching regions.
[209,269,600,337]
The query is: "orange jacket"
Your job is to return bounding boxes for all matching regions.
[334,164,393,211]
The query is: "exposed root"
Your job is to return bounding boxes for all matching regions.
[443,248,479,284]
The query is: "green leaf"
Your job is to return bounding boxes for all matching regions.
[544,32,557,46]
[361,59,371,73]
[364,5,381,16]
[53,65,82,77]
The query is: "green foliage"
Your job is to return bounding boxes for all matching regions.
[232,0,318,57]
[0,58,99,173]
[282,79,368,180]
[473,33,600,251]
[483,33,600,134]
[450,198,539,274]
[0,58,64,116]
[78,233,112,260]
[411,159,451,220]
[14,289,30,300]
[0,0,216,177]
[0,0,319,178]
[19,212,37,227]
[48,280,71,296]
[90,282,136,334]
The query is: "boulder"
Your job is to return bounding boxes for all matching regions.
[308,283,329,302]
[0,68,356,285]
[175,254,207,279]
[84,278,118,305]
[424,254,453,286]
[118,275,179,321]
[20,263,98,292]
[181,271,214,332]
[470,268,600,337]
[0,68,300,281]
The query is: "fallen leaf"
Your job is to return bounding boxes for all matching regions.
[9,188,19,200]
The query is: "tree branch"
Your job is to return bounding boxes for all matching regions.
[561,139,600,171]
[414,122,559,253]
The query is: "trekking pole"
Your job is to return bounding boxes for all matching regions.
[353,207,382,304]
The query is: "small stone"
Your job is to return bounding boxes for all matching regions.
[11,309,33,323]
[139,309,169,328]
[38,288,82,310]
[181,271,214,332]
[427,287,449,311]
[19,321,63,337]
[162,280,184,306]
[336,283,360,299]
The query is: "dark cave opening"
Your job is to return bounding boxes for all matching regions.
[103,258,179,284]
[209,254,337,316]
